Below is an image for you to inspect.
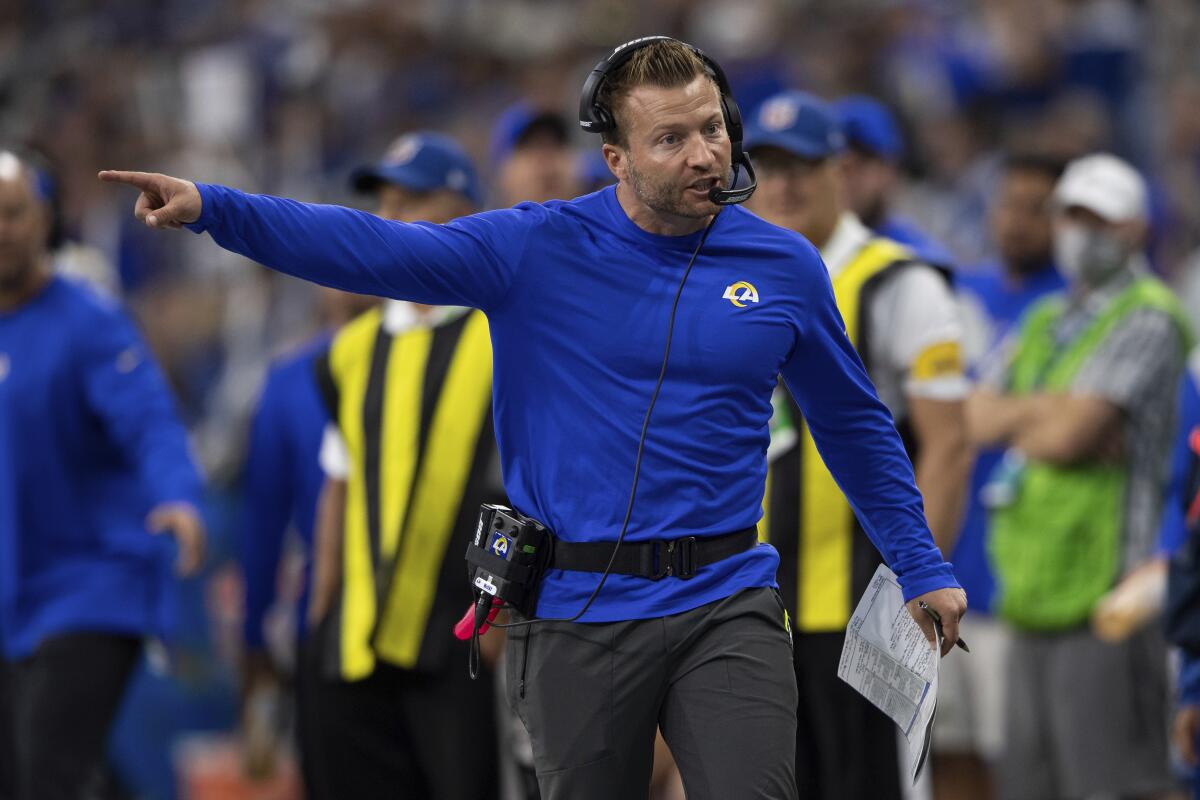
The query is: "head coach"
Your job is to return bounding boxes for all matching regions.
[100,36,966,800]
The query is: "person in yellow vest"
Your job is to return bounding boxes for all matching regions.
[967,153,1190,800]
[745,91,972,800]
[303,133,504,800]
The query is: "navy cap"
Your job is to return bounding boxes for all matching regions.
[350,133,483,208]
[489,102,570,167]
[744,91,845,160]
[834,95,904,161]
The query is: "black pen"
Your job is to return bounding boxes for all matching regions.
[918,601,970,653]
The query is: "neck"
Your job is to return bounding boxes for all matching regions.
[615,182,712,237]
[1070,258,1135,300]
[810,213,844,252]
[0,258,51,313]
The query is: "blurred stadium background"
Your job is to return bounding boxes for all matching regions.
[5,0,1200,797]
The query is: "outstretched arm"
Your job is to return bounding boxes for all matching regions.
[98,171,531,312]
[781,261,965,653]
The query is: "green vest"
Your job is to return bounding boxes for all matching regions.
[989,276,1191,630]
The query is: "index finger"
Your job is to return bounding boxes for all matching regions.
[939,614,959,656]
[97,170,159,191]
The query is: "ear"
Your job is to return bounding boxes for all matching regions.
[602,143,626,183]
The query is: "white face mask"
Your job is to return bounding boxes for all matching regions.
[1053,222,1129,286]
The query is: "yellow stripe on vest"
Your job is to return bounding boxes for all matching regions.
[795,238,911,631]
[327,309,385,681]
[375,312,493,667]
[344,327,430,680]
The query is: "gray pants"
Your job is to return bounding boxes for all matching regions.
[1000,624,1171,800]
[504,586,798,800]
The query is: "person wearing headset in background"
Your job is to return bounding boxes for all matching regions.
[301,133,503,800]
[100,37,965,800]
[745,91,971,800]
[0,149,206,800]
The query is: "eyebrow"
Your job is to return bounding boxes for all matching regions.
[648,113,723,137]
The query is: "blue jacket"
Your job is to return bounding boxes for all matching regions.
[240,335,329,649]
[0,276,203,658]
[186,184,958,622]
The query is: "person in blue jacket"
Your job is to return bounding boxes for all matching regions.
[0,149,205,800]
[100,37,965,800]
[1163,356,1200,797]
[237,285,375,785]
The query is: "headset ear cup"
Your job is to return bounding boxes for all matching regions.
[593,105,614,134]
[721,95,745,159]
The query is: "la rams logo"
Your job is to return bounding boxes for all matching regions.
[489,531,511,558]
[722,281,760,308]
[384,135,421,166]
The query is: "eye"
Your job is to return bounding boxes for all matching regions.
[706,121,722,135]
[660,134,680,146]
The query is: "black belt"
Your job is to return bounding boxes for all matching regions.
[547,527,758,580]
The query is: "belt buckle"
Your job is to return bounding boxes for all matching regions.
[650,537,698,580]
[650,540,671,580]
[672,536,697,580]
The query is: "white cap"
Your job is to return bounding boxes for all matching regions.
[1054,153,1148,223]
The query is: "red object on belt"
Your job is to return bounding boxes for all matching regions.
[453,597,502,640]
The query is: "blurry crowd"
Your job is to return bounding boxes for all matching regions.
[6,0,1200,798]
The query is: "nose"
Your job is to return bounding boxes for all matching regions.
[684,133,717,171]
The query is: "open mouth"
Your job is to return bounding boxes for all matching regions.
[687,177,720,196]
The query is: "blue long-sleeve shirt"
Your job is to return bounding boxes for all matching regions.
[0,276,203,658]
[187,184,958,622]
[240,335,329,650]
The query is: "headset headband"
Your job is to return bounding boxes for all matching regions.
[579,37,731,133]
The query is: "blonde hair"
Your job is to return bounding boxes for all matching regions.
[597,40,714,146]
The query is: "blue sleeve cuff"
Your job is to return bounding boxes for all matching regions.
[148,467,205,513]
[896,561,962,602]
[185,183,220,234]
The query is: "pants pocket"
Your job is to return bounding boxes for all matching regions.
[769,587,793,649]
[520,622,614,772]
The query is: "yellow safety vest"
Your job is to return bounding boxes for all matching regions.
[317,308,497,680]
[763,237,920,633]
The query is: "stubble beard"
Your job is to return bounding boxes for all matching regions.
[625,157,720,220]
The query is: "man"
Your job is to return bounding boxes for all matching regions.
[937,154,1066,800]
[967,153,1189,800]
[238,286,377,785]
[299,132,501,800]
[101,37,965,800]
[491,102,581,207]
[0,149,205,800]
[835,95,956,270]
[744,91,972,800]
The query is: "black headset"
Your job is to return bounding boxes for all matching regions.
[578,35,757,206]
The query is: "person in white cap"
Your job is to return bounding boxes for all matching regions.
[966,153,1193,799]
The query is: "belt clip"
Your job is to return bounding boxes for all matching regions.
[651,536,698,581]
